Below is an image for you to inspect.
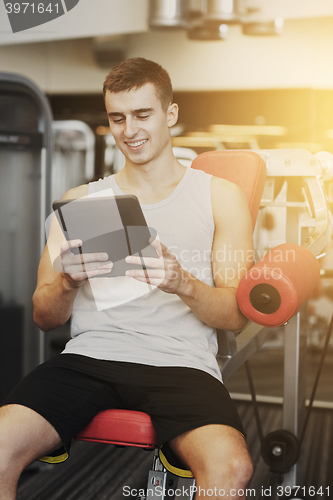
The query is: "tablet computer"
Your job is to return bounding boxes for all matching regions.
[52,195,158,278]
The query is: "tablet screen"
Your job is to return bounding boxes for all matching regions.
[52,195,157,277]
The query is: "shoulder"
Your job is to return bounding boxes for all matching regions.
[187,167,213,192]
[210,176,250,226]
[211,175,244,198]
[62,184,89,200]
[189,167,211,180]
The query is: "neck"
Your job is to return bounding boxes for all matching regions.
[115,152,187,203]
[124,157,183,186]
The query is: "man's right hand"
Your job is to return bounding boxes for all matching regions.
[61,239,113,287]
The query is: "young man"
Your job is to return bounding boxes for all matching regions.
[0,58,254,499]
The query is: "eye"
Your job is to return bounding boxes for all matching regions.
[137,115,149,120]
[112,118,125,124]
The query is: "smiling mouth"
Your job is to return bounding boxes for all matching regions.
[126,139,148,148]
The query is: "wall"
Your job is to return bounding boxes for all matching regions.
[0,0,148,45]
[126,18,332,91]
[0,38,109,93]
[0,16,333,94]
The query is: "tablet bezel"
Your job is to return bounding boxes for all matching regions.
[52,195,157,278]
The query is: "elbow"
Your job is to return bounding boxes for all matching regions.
[32,295,48,332]
[212,310,248,333]
[228,308,249,334]
[33,308,65,333]
[33,311,46,333]
[33,314,48,333]
[32,291,55,332]
[232,316,249,334]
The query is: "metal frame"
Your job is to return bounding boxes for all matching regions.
[0,72,52,369]
[142,148,332,498]
[52,120,95,180]
[222,149,331,487]
[146,451,195,500]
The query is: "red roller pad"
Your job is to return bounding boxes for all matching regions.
[237,243,320,327]
[76,409,157,449]
[192,150,266,230]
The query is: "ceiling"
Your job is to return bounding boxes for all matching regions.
[1,0,333,46]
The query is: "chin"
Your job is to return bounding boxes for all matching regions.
[129,153,153,165]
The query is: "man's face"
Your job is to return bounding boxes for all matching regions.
[105,83,177,166]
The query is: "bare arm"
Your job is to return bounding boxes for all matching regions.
[176,177,254,331]
[32,184,113,332]
[125,177,253,332]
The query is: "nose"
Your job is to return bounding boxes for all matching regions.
[124,117,138,139]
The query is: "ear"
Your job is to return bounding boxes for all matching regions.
[167,103,179,128]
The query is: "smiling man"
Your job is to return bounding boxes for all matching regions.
[0,58,254,500]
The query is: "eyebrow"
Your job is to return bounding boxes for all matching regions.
[108,108,154,118]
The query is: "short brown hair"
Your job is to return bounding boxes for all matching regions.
[103,57,173,111]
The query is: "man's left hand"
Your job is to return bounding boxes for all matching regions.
[125,238,188,294]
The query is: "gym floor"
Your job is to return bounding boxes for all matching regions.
[17,401,333,500]
[18,311,333,499]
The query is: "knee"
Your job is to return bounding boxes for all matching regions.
[226,451,253,488]
[220,451,252,487]
[196,449,253,493]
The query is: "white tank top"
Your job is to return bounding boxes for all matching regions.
[62,168,222,381]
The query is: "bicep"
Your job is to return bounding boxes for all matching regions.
[36,213,65,289]
[211,178,254,289]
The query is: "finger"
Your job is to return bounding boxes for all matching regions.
[127,274,165,287]
[60,239,82,255]
[81,252,110,263]
[64,265,113,283]
[148,237,165,257]
[60,241,110,264]
[63,252,110,265]
[63,261,113,275]
[125,268,166,280]
[149,238,177,260]
[125,255,162,269]
[85,266,113,278]
[65,266,113,283]
[79,251,86,273]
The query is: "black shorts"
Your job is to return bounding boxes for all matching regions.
[3,354,244,476]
